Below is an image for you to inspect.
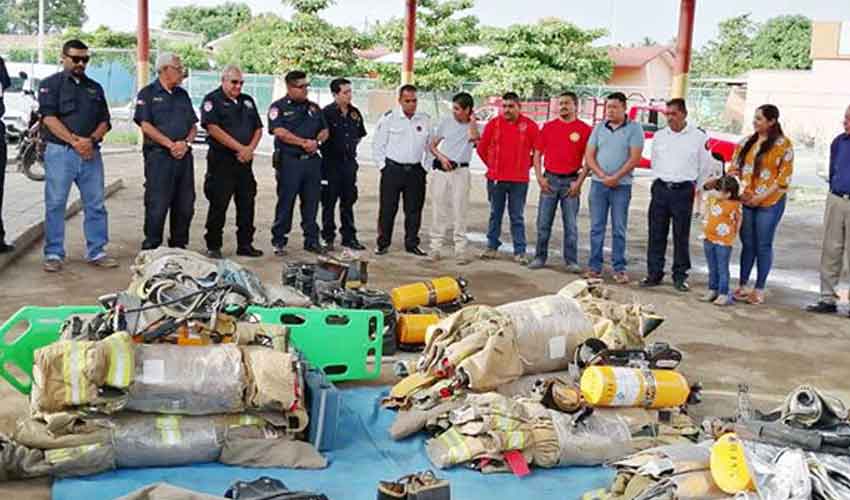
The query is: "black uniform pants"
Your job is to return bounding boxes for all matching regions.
[203,148,257,251]
[142,148,195,250]
[646,179,695,282]
[271,154,321,248]
[0,126,6,243]
[321,157,359,244]
[377,161,426,250]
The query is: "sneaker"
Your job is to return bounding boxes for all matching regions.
[673,280,690,292]
[527,258,546,270]
[564,262,583,274]
[206,248,223,259]
[479,248,499,260]
[323,241,335,252]
[89,255,119,268]
[375,246,389,256]
[700,291,719,302]
[805,301,838,314]
[514,254,530,266]
[639,277,662,288]
[613,272,630,285]
[43,259,63,273]
[583,270,602,280]
[714,295,733,306]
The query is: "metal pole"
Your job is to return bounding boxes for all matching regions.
[401,0,416,85]
[671,0,696,99]
[137,0,150,93]
[37,0,44,64]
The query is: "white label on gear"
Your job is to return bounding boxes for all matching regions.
[142,359,165,384]
[612,367,642,406]
[549,336,567,360]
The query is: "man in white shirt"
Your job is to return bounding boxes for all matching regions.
[429,92,479,265]
[372,84,432,256]
[640,98,714,291]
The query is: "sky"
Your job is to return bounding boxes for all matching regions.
[84,0,847,48]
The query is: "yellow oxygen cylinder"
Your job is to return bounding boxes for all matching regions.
[710,433,755,494]
[397,314,440,345]
[390,277,465,312]
[580,366,690,409]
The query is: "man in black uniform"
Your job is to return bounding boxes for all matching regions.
[200,64,263,259]
[39,39,116,273]
[320,78,367,251]
[0,55,12,253]
[134,52,198,250]
[268,70,329,256]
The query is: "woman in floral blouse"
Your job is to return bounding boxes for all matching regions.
[726,104,793,305]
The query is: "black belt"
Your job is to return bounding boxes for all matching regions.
[282,152,319,161]
[386,159,422,169]
[545,171,578,179]
[431,159,469,170]
[654,179,694,190]
[832,191,850,200]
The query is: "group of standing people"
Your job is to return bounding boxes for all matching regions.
[2,39,849,317]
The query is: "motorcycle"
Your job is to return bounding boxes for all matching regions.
[15,106,45,182]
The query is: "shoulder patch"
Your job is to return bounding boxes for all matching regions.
[383,110,392,117]
[203,100,213,112]
[244,99,254,109]
[269,106,279,120]
[136,98,145,106]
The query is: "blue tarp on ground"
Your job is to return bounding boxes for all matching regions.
[54,387,614,499]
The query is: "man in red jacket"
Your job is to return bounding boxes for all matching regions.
[476,92,539,265]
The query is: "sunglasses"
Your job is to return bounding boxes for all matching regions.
[229,80,245,86]
[65,55,90,64]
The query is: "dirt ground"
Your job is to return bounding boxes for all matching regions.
[1,150,848,497]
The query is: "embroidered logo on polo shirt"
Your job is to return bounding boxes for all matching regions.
[203,101,213,112]
[269,107,279,120]
[569,132,580,142]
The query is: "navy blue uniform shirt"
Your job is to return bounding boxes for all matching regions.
[200,86,262,155]
[38,70,111,146]
[0,56,10,120]
[267,96,327,156]
[134,79,197,150]
[830,133,850,195]
[321,102,367,161]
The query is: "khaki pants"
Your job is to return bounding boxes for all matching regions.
[820,193,850,304]
[429,167,470,255]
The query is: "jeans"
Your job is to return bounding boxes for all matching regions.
[739,195,786,290]
[589,181,632,273]
[704,240,732,295]
[534,172,580,264]
[486,180,528,255]
[44,142,108,261]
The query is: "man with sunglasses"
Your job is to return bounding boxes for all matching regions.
[134,53,198,251]
[199,65,263,259]
[268,70,329,256]
[38,39,116,273]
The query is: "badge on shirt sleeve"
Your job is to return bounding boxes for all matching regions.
[269,106,279,120]
[136,98,145,105]
[203,100,213,112]
[569,132,580,142]
[40,87,49,94]
[351,110,360,121]
[245,100,254,109]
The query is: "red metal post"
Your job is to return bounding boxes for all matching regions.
[137,0,150,92]
[401,0,416,85]
[672,0,696,99]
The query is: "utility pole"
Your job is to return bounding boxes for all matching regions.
[672,0,696,99]
[401,0,416,85]
[37,0,45,64]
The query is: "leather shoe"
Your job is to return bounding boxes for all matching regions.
[236,246,264,257]
[406,246,427,257]
[273,246,287,257]
[323,241,335,252]
[639,277,662,288]
[673,280,690,292]
[342,240,367,251]
[206,248,223,259]
[304,243,326,255]
[0,242,14,253]
[805,301,837,314]
[375,246,389,255]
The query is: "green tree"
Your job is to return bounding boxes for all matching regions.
[370,0,482,90]
[475,18,612,97]
[692,14,756,78]
[751,15,811,70]
[5,0,86,34]
[162,2,251,43]
[282,0,334,15]
[164,42,211,71]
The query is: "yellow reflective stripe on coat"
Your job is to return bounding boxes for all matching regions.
[505,430,526,450]
[45,443,102,464]
[156,416,182,445]
[63,342,87,406]
[438,428,472,464]
[105,334,133,388]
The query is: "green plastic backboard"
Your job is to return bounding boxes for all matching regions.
[0,305,383,395]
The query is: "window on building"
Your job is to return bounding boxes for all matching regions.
[840,21,850,55]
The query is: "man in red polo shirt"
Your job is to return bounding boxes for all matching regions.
[528,92,592,272]
[476,92,539,265]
